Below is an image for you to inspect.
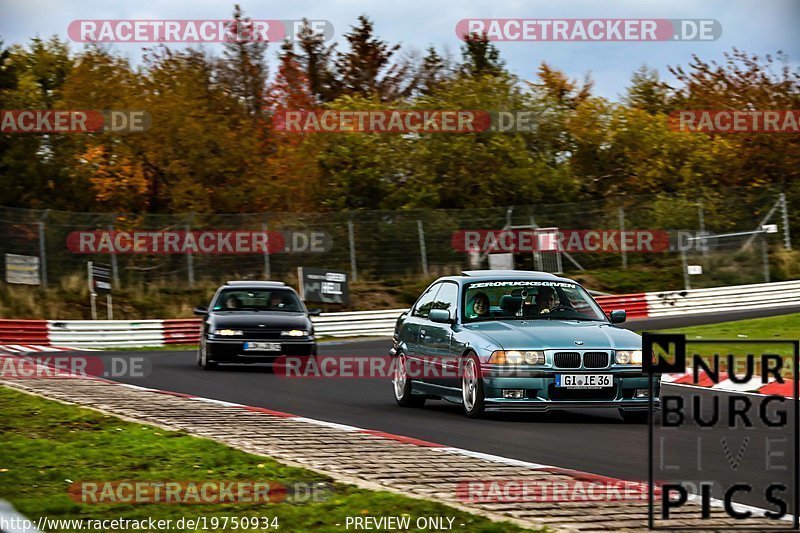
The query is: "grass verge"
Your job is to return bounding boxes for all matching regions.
[0,386,532,532]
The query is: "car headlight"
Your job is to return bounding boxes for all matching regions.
[615,350,643,365]
[214,329,243,336]
[281,329,309,337]
[488,350,545,365]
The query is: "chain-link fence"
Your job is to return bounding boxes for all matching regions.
[0,187,794,293]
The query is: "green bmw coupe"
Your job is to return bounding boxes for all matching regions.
[390,270,660,420]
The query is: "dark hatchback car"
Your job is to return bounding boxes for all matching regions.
[193,281,319,370]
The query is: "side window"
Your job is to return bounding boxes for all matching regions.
[413,283,441,319]
[431,282,459,318]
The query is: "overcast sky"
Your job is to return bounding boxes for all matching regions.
[1,0,798,100]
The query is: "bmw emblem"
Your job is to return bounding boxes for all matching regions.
[574,340,584,346]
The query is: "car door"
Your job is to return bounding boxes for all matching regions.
[418,281,459,387]
[401,282,441,359]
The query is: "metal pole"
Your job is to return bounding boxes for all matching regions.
[107,294,113,320]
[262,220,271,279]
[88,261,97,320]
[186,216,194,287]
[681,248,691,291]
[697,202,708,257]
[780,192,792,250]
[108,223,119,286]
[417,220,429,278]
[618,206,627,269]
[348,219,357,282]
[37,212,48,289]
[762,236,770,283]
[530,214,543,271]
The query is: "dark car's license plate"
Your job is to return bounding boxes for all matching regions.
[243,342,281,351]
[555,374,612,388]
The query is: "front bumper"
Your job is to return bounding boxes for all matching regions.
[207,337,316,363]
[481,366,660,413]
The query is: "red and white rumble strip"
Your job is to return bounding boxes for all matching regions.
[1,353,794,531]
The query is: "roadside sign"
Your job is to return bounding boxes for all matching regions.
[4,253,40,285]
[89,263,112,294]
[298,267,349,305]
[87,261,113,320]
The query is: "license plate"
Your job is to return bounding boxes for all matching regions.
[555,374,612,389]
[243,342,281,352]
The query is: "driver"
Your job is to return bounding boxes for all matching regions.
[224,295,242,309]
[534,287,556,314]
[269,292,287,309]
[470,292,490,318]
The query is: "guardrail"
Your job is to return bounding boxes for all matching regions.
[0,280,798,347]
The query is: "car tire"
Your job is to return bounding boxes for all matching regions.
[393,352,425,407]
[619,409,649,423]
[199,337,218,370]
[462,353,486,418]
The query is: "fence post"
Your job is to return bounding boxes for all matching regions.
[38,210,49,289]
[697,201,708,257]
[761,236,770,283]
[186,214,194,287]
[780,192,792,250]
[417,219,429,278]
[108,221,119,286]
[618,206,627,269]
[348,219,358,282]
[681,248,691,290]
[262,218,271,279]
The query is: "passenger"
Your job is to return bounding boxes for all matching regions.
[470,292,491,318]
[534,287,557,314]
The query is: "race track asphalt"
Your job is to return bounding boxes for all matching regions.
[94,308,798,515]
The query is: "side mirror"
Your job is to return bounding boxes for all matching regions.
[609,310,626,324]
[307,308,322,317]
[429,309,452,324]
[193,306,208,316]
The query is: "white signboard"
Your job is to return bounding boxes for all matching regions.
[5,253,40,285]
[687,265,703,275]
[488,253,514,270]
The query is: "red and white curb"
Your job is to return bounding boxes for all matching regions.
[113,381,794,526]
[0,344,91,354]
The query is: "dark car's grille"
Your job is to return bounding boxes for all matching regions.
[583,352,609,369]
[239,329,284,340]
[553,352,581,368]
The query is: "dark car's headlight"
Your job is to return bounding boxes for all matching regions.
[615,350,643,365]
[281,329,309,337]
[488,350,545,365]
[213,329,243,336]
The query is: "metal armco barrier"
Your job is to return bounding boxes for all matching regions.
[0,320,49,343]
[1,280,799,347]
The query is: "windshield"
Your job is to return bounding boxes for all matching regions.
[462,280,607,322]
[213,288,303,312]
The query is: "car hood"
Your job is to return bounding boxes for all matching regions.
[462,319,640,350]
[210,311,310,329]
